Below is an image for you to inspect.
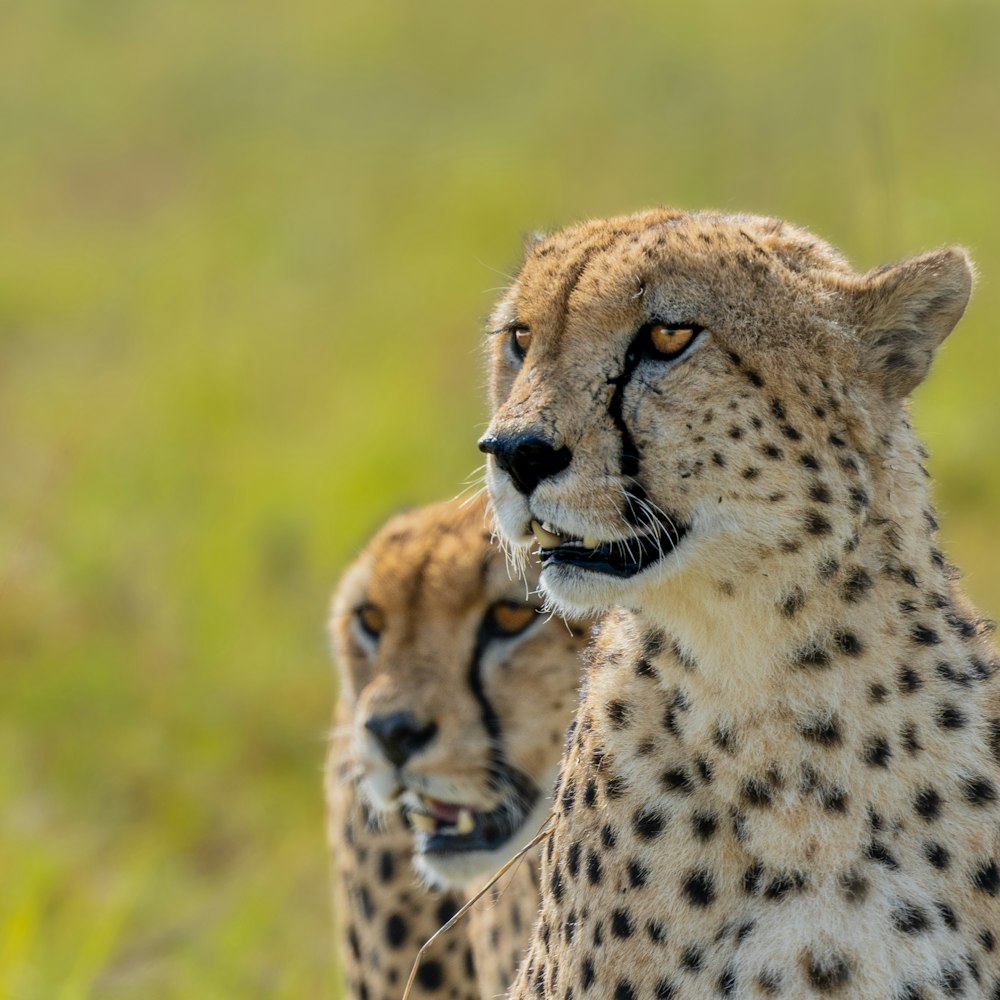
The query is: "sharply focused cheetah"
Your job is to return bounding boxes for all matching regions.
[479,209,999,998]
[326,496,588,1000]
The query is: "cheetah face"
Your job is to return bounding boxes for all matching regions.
[331,497,588,887]
[481,210,971,619]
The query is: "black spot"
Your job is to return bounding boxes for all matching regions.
[795,645,831,669]
[863,737,892,768]
[550,866,564,903]
[891,900,930,934]
[586,851,602,885]
[940,965,966,995]
[800,453,820,470]
[914,787,942,820]
[633,809,667,840]
[805,511,832,535]
[898,667,923,693]
[937,703,967,729]
[868,683,889,703]
[936,901,958,930]
[805,951,851,991]
[662,767,694,794]
[901,722,922,754]
[611,909,634,938]
[601,823,617,849]
[713,724,736,753]
[627,859,648,887]
[764,872,805,900]
[581,958,595,990]
[606,700,631,728]
[924,842,951,869]
[743,863,763,895]
[897,986,926,1000]
[865,840,899,869]
[648,920,668,945]
[833,631,864,656]
[692,811,718,841]
[605,775,627,799]
[781,588,805,617]
[742,466,760,480]
[696,756,714,783]
[799,713,841,746]
[781,424,802,441]
[973,859,1000,896]
[583,780,597,807]
[718,967,737,995]
[614,981,636,1000]
[980,929,996,951]
[416,960,445,990]
[963,776,998,806]
[681,945,704,970]
[809,482,832,504]
[378,850,395,883]
[728,425,744,440]
[742,777,773,807]
[840,567,873,603]
[848,487,869,512]
[654,980,676,999]
[746,369,764,387]
[567,842,581,878]
[911,624,941,646]
[385,913,408,948]
[757,970,782,995]
[682,868,716,907]
[821,785,849,812]
[762,444,783,460]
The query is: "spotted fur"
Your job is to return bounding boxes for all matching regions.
[481,209,999,998]
[326,496,588,1000]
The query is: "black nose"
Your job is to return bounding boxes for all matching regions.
[478,433,572,496]
[365,712,438,768]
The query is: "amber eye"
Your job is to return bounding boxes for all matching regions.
[485,600,538,638]
[510,326,532,360]
[647,323,702,360]
[355,604,385,641]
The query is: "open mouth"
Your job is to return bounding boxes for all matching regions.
[404,785,539,855]
[530,517,688,577]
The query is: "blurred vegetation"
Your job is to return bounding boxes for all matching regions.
[2,0,999,996]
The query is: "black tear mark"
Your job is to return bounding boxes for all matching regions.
[606,337,646,480]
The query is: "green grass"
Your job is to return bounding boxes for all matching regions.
[3,0,1000,995]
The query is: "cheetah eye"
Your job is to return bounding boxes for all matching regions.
[484,600,539,638]
[645,322,703,361]
[508,325,532,362]
[355,603,385,642]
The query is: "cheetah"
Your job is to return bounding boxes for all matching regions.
[326,496,589,1000]
[478,209,999,998]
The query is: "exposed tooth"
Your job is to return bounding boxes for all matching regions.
[583,536,599,549]
[456,808,475,834]
[410,812,435,834]
[531,519,562,549]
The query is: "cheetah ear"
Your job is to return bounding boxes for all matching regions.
[850,247,974,400]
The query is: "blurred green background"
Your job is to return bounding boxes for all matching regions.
[2,0,998,996]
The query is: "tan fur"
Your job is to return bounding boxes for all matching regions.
[325,496,588,1000]
[481,209,998,998]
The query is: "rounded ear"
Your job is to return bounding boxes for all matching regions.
[842,247,974,400]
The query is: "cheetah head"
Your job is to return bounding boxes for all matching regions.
[481,209,973,621]
[331,496,588,887]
